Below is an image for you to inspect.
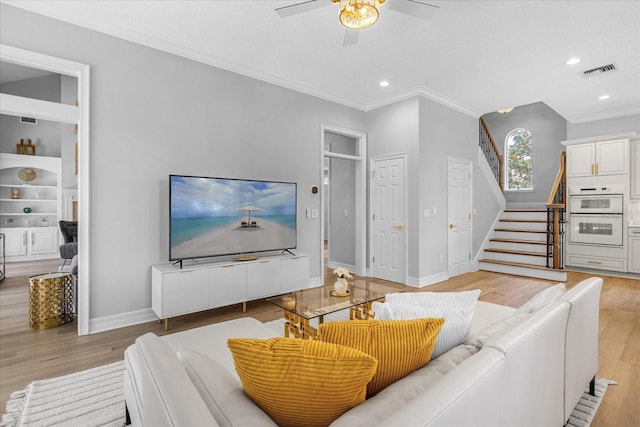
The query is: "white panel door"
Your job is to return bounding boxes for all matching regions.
[447,159,472,277]
[371,156,405,283]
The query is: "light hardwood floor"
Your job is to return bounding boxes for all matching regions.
[0,261,638,426]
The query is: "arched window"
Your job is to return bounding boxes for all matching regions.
[505,128,533,191]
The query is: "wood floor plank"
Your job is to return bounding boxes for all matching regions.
[1,262,638,426]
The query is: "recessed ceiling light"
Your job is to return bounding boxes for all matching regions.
[566,57,581,65]
[598,94,610,100]
[379,80,389,87]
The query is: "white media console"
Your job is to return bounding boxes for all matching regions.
[151,253,309,330]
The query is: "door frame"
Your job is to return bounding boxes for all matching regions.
[1,44,91,335]
[369,153,408,285]
[320,124,367,284]
[447,157,473,278]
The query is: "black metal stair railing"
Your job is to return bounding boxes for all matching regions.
[479,117,503,191]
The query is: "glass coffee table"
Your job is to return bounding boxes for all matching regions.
[268,279,401,339]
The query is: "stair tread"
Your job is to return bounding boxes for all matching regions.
[484,248,548,257]
[479,258,562,271]
[489,238,547,245]
[495,228,546,233]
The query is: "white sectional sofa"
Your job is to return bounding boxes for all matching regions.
[123,277,602,427]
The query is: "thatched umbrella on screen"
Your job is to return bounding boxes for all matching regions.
[234,204,262,227]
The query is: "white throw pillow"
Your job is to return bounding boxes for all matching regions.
[372,301,476,359]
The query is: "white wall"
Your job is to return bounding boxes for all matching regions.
[1,4,366,321]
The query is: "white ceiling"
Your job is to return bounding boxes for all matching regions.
[4,0,639,123]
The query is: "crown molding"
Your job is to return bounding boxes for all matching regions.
[566,107,640,125]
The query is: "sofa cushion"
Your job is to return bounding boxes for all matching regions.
[319,318,444,397]
[227,337,377,427]
[372,302,475,359]
[176,349,277,427]
[464,284,566,349]
[329,343,480,427]
[515,283,566,314]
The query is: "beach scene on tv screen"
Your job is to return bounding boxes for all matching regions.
[170,176,297,259]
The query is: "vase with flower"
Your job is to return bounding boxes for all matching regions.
[332,266,353,296]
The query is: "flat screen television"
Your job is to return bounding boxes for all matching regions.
[169,175,297,261]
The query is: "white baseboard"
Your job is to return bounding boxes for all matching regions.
[89,308,158,335]
[407,271,449,288]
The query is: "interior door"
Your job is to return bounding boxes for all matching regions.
[370,156,405,283]
[447,159,472,277]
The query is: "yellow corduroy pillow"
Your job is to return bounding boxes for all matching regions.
[227,337,378,427]
[320,318,444,397]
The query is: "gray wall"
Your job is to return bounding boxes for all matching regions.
[1,74,63,157]
[418,97,493,278]
[324,132,356,267]
[1,4,366,320]
[566,113,640,139]
[366,98,420,279]
[483,102,567,205]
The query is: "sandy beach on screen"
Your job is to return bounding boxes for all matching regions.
[172,218,294,259]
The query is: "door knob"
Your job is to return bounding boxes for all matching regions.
[449,224,457,229]
[392,225,404,230]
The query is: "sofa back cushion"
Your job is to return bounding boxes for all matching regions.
[227,337,377,427]
[177,349,277,427]
[320,318,444,397]
[135,333,219,427]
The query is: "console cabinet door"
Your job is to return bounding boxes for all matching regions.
[209,264,247,308]
[280,256,309,293]
[29,227,58,255]
[2,228,27,257]
[246,259,281,300]
[162,269,209,317]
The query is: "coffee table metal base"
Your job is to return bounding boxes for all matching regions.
[282,301,374,340]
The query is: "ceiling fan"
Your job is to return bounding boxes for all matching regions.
[275,0,439,46]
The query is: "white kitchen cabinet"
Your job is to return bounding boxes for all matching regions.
[152,253,308,329]
[631,140,640,199]
[0,226,59,260]
[629,228,640,274]
[565,139,629,178]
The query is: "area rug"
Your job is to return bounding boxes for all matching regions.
[1,347,615,427]
[1,361,125,427]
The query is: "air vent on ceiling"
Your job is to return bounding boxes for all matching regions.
[582,64,617,78]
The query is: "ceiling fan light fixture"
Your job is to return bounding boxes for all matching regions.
[335,0,385,30]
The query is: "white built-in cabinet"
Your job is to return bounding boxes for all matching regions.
[566,138,629,178]
[629,228,640,274]
[0,153,62,261]
[152,254,309,328]
[631,139,640,199]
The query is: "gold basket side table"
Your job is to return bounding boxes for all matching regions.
[29,272,74,329]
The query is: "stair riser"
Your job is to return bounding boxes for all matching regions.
[494,231,547,242]
[478,262,567,281]
[498,221,547,231]
[489,242,549,253]
[483,251,548,266]
[502,211,548,221]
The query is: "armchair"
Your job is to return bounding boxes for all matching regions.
[59,220,78,267]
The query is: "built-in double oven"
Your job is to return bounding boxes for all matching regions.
[569,188,624,247]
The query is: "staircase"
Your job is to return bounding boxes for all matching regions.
[479,209,567,281]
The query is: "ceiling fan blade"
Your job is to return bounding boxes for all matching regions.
[275,0,327,18]
[343,29,359,47]
[386,0,439,21]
